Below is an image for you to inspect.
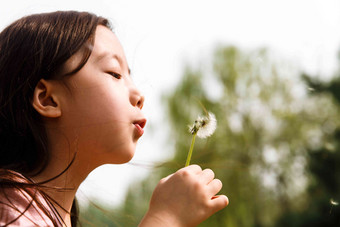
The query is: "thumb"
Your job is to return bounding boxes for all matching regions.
[210,195,229,213]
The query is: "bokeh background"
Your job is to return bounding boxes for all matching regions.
[1,1,340,226]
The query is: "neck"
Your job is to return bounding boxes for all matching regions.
[31,132,94,227]
[32,157,84,227]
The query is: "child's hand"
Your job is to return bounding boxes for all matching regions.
[139,165,229,227]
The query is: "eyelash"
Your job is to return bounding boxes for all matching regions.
[107,72,122,79]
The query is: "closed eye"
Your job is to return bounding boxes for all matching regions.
[107,72,122,79]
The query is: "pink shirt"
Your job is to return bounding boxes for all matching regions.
[0,183,62,226]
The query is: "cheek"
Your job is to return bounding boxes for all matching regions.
[68,86,124,125]
[66,88,135,162]
[61,79,137,163]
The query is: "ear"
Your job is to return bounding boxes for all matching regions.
[32,79,62,118]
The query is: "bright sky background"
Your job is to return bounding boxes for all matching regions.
[1,0,339,207]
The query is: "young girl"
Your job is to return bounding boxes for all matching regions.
[0,11,228,226]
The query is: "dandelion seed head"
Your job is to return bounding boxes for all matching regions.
[189,112,217,138]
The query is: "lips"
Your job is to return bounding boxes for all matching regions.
[133,119,147,137]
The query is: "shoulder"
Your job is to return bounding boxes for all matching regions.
[0,172,58,226]
[0,187,56,226]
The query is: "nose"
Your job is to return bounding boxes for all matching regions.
[130,85,145,109]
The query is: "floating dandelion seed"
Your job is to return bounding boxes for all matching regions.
[307,87,315,92]
[330,198,339,214]
[185,112,217,166]
[330,199,339,206]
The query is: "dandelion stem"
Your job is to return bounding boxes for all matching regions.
[185,133,197,167]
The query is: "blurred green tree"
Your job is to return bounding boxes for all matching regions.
[79,200,139,227]
[274,68,340,227]
[80,46,340,227]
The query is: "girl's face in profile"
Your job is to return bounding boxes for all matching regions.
[57,25,145,165]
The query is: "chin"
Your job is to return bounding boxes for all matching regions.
[106,147,136,164]
[119,151,135,163]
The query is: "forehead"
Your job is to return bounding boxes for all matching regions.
[90,25,126,64]
[58,26,126,77]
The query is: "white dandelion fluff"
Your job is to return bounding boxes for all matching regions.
[330,199,339,206]
[185,111,217,166]
[189,112,217,138]
[330,198,339,214]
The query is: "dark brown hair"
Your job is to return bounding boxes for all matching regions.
[0,11,110,226]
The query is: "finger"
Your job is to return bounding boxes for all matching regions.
[181,164,202,174]
[160,173,174,183]
[209,195,229,213]
[207,178,223,195]
[200,168,215,184]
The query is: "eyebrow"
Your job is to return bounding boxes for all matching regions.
[96,52,131,76]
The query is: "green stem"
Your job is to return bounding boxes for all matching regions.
[185,133,197,167]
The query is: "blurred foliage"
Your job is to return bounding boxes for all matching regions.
[79,200,138,227]
[79,46,340,226]
[274,70,340,227]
